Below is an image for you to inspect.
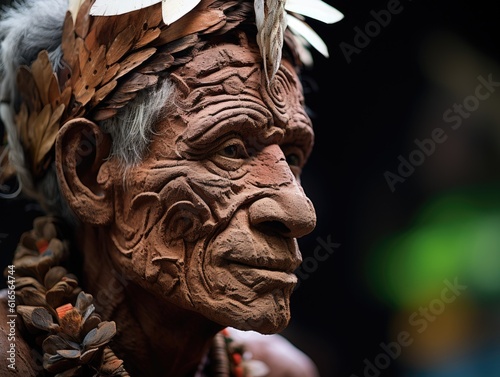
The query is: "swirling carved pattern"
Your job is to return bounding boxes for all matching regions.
[260,65,301,128]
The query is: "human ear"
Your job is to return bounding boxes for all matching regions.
[55,118,114,226]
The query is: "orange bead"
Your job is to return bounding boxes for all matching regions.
[56,303,74,319]
[232,353,242,365]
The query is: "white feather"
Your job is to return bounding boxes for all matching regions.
[89,0,201,26]
[161,0,202,25]
[285,0,343,24]
[89,0,161,16]
[286,14,330,57]
[289,33,314,67]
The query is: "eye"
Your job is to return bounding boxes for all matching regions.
[286,153,301,167]
[282,146,305,179]
[210,138,249,171]
[217,139,248,159]
[219,142,246,159]
[282,146,304,168]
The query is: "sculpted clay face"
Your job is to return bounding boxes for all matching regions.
[0,0,343,373]
[107,40,317,334]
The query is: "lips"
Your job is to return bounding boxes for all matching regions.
[223,253,299,273]
[215,236,301,292]
[229,264,298,292]
[220,234,301,271]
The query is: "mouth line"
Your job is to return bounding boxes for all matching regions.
[225,258,298,291]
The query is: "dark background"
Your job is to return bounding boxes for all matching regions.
[2,1,500,377]
[286,1,500,377]
[289,0,500,377]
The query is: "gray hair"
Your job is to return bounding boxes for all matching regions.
[0,0,174,218]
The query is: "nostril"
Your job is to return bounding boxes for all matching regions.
[256,220,291,236]
[248,196,316,238]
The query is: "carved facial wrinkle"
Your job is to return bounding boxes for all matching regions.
[105,39,316,335]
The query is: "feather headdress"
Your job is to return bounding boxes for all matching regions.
[0,0,343,189]
[89,0,343,81]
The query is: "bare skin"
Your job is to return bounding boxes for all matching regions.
[55,38,317,376]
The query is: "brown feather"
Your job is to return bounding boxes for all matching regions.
[17,67,41,113]
[203,19,227,35]
[80,44,107,90]
[155,9,225,45]
[106,25,137,66]
[92,108,118,122]
[75,87,96,106]
[100,63,121,87]
[129,6,163,48]
[30,51,54,107]
[159,34,199,54]
[35,104,65,172]
[137,53,174,74]
[74,0,91,38]
[83,23,99,52]
[137,5,163,30]
[15,103,29,147]
[133,28,162,50]
[61,12,77,70]
[47,75,61,109]
[92,15,119,47]
[91,79,117,107]
[60,85,72,104]
[107,13,134,42]
[104,91,136,107]
[31,104,52,171]
[114,47,157,80]
[118,73,158,94]
[75,38,90,81]
[99,72,157,116]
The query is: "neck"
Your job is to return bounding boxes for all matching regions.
[77,224,223,377]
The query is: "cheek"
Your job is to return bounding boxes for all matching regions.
[140,176,218,284]
[159,177,214,243]
[107,165,218,285]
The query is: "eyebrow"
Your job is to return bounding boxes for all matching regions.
[177,112,290,160]
[180,95,274,139]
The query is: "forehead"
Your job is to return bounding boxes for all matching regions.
[165,41,313,147]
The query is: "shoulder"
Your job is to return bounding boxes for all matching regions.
[0,290,41,376]
[226,328,320,377]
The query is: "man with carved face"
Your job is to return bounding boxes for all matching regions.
[103,40,317,332]
[0,0,341,376]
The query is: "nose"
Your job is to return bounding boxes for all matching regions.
[248,147,317,238]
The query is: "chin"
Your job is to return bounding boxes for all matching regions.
[233,292,293,334]
[186,271,296,333]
